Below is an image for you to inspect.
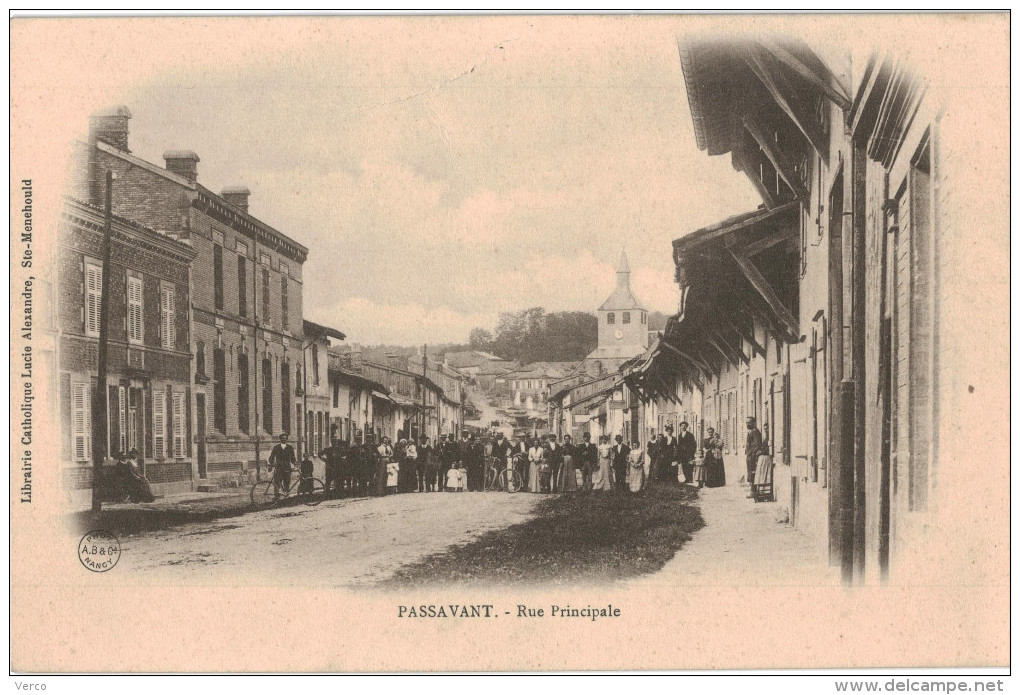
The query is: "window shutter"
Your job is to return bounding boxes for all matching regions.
[60,373,72,460]
[172,391,185,459]
[153,389,166,460]
[161,286,176,350]
[166,385,174,458]
[72,382,92,462]
[144,388,154,459]
[108,385,120,458]
[127,276,143,343]
[119,385,127,455]
[185,388,192,458]
[85,264,101,336]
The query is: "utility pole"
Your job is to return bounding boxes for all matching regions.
[252,230,261,481]
[421,344,428,440]
[91,170,114,513]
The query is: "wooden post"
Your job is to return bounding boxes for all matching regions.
[837,381,855,586]
[421,345,427,440]
[91,171,114,513]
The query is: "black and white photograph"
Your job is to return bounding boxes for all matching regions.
[9,12,1010,679]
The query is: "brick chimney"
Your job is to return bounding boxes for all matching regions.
[89,106,132,152]
[221,186,250,213]
[163,150,200,182]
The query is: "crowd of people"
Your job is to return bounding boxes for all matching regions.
[266,416,774,500]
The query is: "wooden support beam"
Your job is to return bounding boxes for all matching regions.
[711,327,750,365]
[732,223,799,258]
[732,144,777,209]
[745,45,829,160]
[729,249,800,338]
[704,332,737,368]
[742,114,810,200]
[660,339,712,375]
[760,40,852,110]
[724,313,767,357]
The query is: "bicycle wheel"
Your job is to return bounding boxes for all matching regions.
[250,481,278,509]
[484,465,498,492]
[498,469,523,493]
[297,478,326,506]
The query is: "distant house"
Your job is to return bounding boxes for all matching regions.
[499,361,579,412]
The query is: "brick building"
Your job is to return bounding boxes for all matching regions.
[69,107,309,485]
[57,197,197,499]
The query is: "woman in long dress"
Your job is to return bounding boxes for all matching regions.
[559,436,578,492]
[592,436,613,491]
[627,440,645,493]
[527,439,544,493]
[703,428,726,488]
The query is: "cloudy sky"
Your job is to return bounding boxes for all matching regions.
[71,17,763,344]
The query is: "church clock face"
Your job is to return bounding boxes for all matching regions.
[615,329,623,340]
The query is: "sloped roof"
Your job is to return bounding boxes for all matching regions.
[598,250,645,312]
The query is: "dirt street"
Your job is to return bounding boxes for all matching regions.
[118,491,543,586]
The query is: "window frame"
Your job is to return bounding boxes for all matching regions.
[126,274,143,344]
[84,260,102,338]
[160,284,176,350]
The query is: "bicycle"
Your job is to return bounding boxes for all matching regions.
[250,466,326,509]
[483,453,524,493]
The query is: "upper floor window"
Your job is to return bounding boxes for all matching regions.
[607,312,615,325]
[236,241,248,318]
[261,268,270,325]
[281,275,289,330]
[312,343,320,386]
[160,285,176,350]
[84,261,102,337]
[213,244,224,310]
[126,274,143,344]
[623,312,631,324]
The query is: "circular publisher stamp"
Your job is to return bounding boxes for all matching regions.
[78,530,121,572]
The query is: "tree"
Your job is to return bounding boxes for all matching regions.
[468,307,597,363]
[469,327,492,349]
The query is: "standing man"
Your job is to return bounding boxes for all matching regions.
[440,434,458,492]
[578,432,597,492]
[319,438,341,498]
[491,431,512,486]
[611,434,631,491]
[268,433,297,499]
[745,417,763,496]
[545,434,563,493]
[418,436,433,492]
[677,422,698,485]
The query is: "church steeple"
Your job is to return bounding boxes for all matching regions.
[599,248,644,313]
[616,249,631,289]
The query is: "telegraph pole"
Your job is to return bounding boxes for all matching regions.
[91,171,114,513]
[421,344,428,440]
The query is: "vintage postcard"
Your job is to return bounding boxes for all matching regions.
[9,13,1010,673]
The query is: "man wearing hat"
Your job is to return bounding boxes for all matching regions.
[677,422,698,484]
[745,417,763,494]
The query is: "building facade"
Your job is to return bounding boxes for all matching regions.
[57,198,197,500]
[70,107,310,486]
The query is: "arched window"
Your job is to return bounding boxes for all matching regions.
[607,312,616,325]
